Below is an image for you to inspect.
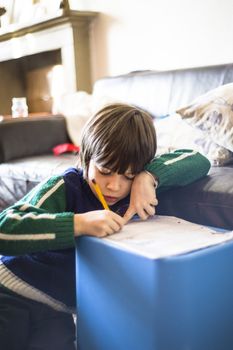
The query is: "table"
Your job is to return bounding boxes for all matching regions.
[75,219,233,350]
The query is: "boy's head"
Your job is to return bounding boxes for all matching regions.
[80,103,157,178]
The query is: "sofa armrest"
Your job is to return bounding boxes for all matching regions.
[0,115,70,163]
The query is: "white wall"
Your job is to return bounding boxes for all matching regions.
[71,0,233,85]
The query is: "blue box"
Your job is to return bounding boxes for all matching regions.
[76,231,233,350]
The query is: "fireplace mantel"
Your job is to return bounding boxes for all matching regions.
[0,10,97,43]
[0,10,98,114]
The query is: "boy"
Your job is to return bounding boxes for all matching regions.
[0,103,210,350]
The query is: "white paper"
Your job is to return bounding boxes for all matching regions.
[104,215,233,259]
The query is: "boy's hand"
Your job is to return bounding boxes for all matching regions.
[74,210,125,237]
[124,171,158,223]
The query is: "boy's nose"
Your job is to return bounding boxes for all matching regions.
[106,175,121,191]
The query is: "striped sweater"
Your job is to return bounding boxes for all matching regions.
[0,149,210,312]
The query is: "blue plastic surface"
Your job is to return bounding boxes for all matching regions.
[76,233,233,350]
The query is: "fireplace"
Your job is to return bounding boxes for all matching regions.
[0,10,97,115]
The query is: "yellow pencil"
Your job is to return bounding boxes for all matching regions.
[92,179,110,210]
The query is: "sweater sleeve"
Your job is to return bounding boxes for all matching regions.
[144,149,211,193]
[0,175,75,256]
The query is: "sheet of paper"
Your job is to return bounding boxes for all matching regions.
[104,215,233,259]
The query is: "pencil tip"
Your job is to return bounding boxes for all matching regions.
[92,179,96,184]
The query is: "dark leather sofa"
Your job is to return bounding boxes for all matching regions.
[0,115,77,211]
[1,63,233,230]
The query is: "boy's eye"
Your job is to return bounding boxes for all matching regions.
[98,167,111,175]
[96,164,135,180]
[124,173,135,180]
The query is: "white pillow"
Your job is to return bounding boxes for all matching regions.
[154,114,233,166]
[57,92,119,146]
[176,83,233,152]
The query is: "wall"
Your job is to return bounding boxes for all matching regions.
[71,0,233,85]
[1,1,232,87]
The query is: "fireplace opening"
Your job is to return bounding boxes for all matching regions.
[0,10,98,117]
[0,49,62,115]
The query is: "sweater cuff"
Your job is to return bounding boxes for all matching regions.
[144,159,169,188]
[144,170,159,189]
[53,213,75,248]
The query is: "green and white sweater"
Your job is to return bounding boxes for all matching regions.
[0,149,210,256]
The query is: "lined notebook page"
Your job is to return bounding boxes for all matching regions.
[104,216,233,259]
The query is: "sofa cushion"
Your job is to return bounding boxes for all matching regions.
[93,64,233,118]
[0,154,77,211]
[157,165,233,230]
[0,115,69,163]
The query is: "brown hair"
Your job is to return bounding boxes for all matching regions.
[79,103,157,177]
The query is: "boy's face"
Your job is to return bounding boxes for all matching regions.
[87,160,135,206]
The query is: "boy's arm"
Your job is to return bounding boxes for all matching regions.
[124,149,210,222]
[0,175,75,256]
[144,149,211,193]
